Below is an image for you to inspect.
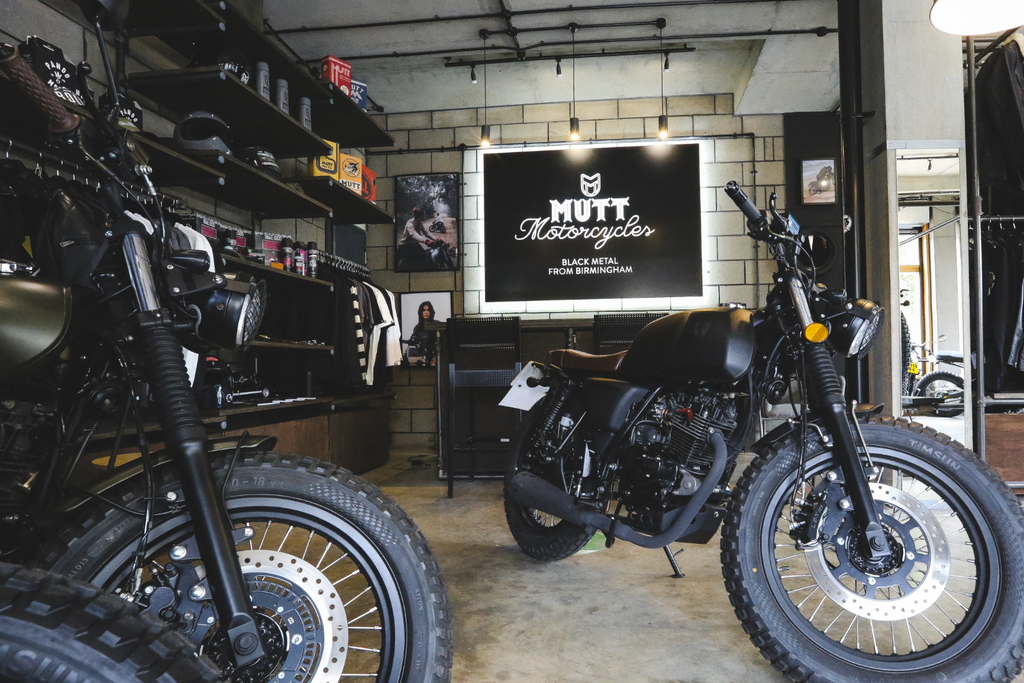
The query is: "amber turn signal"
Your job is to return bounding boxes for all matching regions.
[804,323,829,343]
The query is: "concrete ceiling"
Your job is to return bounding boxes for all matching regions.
[263,0,840,115]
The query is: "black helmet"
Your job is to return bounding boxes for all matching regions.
[175,111,232,156]
[240,146,282,179]
[189,45,251,86]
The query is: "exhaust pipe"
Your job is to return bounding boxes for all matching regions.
[507,430,728,549]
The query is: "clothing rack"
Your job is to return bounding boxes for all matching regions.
[318,251,371,279]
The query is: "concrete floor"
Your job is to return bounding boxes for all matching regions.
[364,452,780,683]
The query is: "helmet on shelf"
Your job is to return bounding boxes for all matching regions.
[174,111,232,156]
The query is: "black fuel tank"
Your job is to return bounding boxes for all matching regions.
[0,277,72,379]
[619,308,754,383]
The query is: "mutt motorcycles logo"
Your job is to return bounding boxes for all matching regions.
[514,172,655,253]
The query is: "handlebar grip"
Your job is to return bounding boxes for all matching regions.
[0,44,80,134]
[724,181,764,225]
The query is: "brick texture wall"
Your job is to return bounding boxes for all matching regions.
[363,95,786,453]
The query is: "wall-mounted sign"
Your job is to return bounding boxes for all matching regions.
[483,144,702,302]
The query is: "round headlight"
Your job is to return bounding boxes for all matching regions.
[830,300,884,358]
[194,272,266,349]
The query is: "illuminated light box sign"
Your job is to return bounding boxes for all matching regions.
[483,144,702,302]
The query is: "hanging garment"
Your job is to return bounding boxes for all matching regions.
[383,288,402,366]
[976,39,1024,191]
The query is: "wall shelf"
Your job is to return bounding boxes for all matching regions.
[221,254,334,287]
[284,176,393,224]
[190,151,330,217]
[129,66,331,158]
[131,134,226,189]
[251,340,334,351]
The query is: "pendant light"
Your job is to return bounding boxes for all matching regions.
[569,24,580,141]
[929,0,1024,35]
[480,35,490,147]
[658,25,668,139]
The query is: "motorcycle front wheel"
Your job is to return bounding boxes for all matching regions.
[721,417,1024,683]
[38,452,452,683]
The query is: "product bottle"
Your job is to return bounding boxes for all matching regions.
[275,78,289,115]
[255,62,270,100]
[295,242,307,276]
[280,237,294,271]
[298,97,312,130]
[307,241,319,279]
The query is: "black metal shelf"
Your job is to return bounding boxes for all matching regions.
[284,176,393,224]
[190,151,330,217]
[222,254,334,287]
[131,134,225,189]
[122,0,394,148]
[251,340,333,351]
[128,66,331,158]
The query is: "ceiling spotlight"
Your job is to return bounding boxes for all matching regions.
[570,117,580,141]
[556,58,562,77]
[664,53,670,73]
[929,0,1024,35]
[658,114,669,139]
[471,65,477,84]
[480,124,491,148]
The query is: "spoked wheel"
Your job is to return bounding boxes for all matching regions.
[913,371,964,416]
[39,453,452,683]
[504,404,595,561]
[722,417,1024,682]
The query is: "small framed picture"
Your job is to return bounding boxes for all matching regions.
[400,291,453,367]
[395,173,460,272]
[802,159,837,204]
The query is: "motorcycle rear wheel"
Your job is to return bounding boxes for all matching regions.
[38,452,452,683]
[721,417,1024,682]
[504,404,595,561]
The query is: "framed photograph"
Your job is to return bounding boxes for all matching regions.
[395,173,460,272]
[400,291,452,367]
[802,159,837,204]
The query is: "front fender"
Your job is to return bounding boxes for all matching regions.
[56,434,277,514]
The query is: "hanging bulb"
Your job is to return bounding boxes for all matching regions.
[658,114,669,139]
[471,65,477,84]
[927,159,933,171]
[930,0,1024,35]
[556,58,562,77]
[569,117,580,141]
[663,53,670,73]
[480,124,491,148]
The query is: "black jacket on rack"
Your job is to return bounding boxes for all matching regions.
[981,221,1024,391]
[977,38,1024,192]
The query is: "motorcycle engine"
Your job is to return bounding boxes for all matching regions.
[0,388,58,522]
[621,391,739,512]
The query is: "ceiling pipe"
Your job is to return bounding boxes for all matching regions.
[444,45,696,68]
[481,19,666,38]
[314,27,834,63]
[268,0,817,35]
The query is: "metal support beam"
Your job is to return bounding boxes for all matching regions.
[966,35,986,460]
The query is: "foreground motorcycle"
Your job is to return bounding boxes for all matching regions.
[503,182,1024,681]
[0,3,451,681]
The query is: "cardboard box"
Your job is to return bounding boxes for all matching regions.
[361,166,377,202]
[336,153,363,193]
[350,78,368,110]
[308,140,340,180]
[321,56,352,96]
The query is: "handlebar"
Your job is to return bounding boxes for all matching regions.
[725,181,764,226]
[0,43,81,134]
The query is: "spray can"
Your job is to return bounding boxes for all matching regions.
[280,237,294,271]
[295,242,307,276]
[255,62,270,100]
[275,78,289,115]
[298,97,312,130]
[307,241,319,279]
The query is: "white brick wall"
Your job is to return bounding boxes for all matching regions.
[364,94,785,449]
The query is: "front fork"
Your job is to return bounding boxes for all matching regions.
[786,272,890,563]
[123,233,265,668]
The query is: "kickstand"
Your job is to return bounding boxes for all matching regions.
[663,545,685,579]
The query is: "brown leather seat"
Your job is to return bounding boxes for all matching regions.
[547,349,627,374]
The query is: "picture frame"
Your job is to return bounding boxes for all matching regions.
[400,291,453,367]
[394,173,460,272]
[801,159,837,204]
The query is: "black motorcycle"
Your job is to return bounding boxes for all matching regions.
[503,182,1024,682]
[0,3,450,682]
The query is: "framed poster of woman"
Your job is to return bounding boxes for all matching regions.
[400,291,452,366]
